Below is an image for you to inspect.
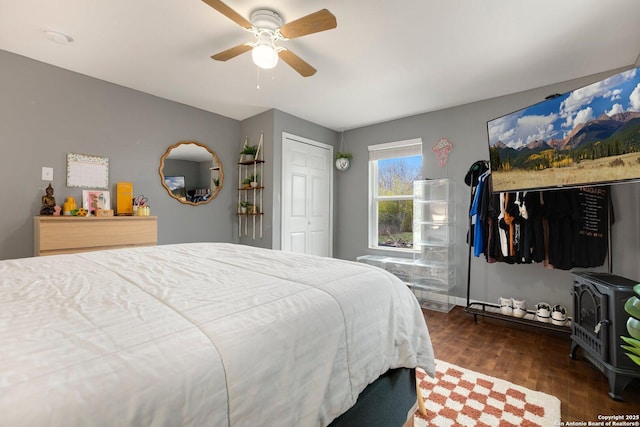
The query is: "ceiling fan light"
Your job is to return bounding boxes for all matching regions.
[252,43,278,69]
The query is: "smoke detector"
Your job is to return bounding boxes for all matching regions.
[44,30,73,44]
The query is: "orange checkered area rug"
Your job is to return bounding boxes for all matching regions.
[415,360,561,427]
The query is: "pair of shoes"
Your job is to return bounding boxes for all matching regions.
[535,303,568,325]
[498,297,526,318]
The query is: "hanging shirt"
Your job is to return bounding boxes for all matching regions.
[497,192,509,258]
[470,172,488,257]
[572,186,611,268]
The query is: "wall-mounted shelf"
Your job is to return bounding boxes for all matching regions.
[237,160,264,239]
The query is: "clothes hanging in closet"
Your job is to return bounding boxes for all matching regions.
[468,175,612,270]
[469,170,490,257]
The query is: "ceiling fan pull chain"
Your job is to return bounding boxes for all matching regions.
[257,66,261,90]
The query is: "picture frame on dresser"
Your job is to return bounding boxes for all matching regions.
[82,190,111,215]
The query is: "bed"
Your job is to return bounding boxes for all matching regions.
[0,243,434,426]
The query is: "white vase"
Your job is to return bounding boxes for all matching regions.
[243,154,255,162]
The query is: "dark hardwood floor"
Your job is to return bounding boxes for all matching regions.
[423,306,640,422]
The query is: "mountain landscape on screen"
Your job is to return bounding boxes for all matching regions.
[487,67,640,192]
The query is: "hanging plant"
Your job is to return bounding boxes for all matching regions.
[335,131,352,171]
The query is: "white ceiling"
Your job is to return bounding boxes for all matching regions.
[2,0,640,131]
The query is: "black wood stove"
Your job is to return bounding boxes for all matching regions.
[570,272,640,400]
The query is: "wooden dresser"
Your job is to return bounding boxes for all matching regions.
[34,216,158,256]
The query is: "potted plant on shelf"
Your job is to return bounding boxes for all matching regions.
[240,145,258,162]
[335,151,352,171]
[241,177,252,189]
[249,173,259,188]
[239,201,250,214]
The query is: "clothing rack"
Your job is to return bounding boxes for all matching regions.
[462,166,613,333]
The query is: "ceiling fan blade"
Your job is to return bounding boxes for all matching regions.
[278,49,317,77]
[201,0,252,29]
[211,43,252,61]
[279,9,337,39]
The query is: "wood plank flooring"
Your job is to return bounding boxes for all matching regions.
[423,306,640,422]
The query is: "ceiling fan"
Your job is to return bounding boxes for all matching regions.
[201,0,337,77]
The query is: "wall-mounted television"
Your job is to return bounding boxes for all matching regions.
[487,66,640,193]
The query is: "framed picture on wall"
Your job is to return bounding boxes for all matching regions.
[67,153,109,189]
[82,190,111,215]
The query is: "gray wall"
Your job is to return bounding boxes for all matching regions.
[334,66,640,315]
[0,50,240,260]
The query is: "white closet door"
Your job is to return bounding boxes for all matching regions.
[282,133,333,257]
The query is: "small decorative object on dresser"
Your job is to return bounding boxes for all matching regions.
[39,183,57,215]
[95,209,115,217]
[62,196,77,215]
[82,190,110,216]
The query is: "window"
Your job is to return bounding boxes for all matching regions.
[368,139,422,251]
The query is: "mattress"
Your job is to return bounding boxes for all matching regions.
[0,243,434,426]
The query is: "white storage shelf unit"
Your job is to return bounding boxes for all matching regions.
[413,179,456,313]
[356,179,456,313]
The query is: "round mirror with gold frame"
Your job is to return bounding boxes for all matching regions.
[159,141,223,206]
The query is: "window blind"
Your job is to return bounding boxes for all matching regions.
[368,138,422,161]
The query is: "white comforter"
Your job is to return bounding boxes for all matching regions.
[0,243,434,427]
